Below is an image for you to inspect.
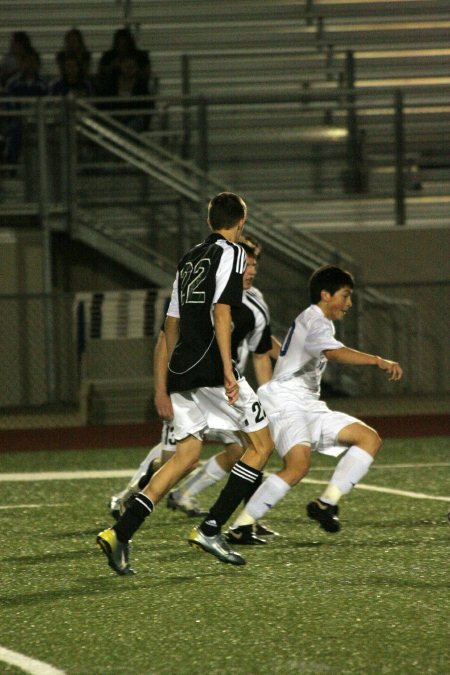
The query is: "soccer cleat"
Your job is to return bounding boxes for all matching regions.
[188,526,246,565]
[226,525,267,546]
[166,491,208,518]
[96,528,135,575]
[307,499,341,533]
[254,522,279,537]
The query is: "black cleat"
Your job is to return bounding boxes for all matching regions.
[166,491,208,517]
[226,525,267,545]
[254,522,279,537]
[307,499,341,533]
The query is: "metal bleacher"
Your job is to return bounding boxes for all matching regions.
[1,0,448,237]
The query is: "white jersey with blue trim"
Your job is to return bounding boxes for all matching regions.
[269,304,344,401]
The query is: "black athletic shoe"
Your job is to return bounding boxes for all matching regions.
[226,525,267,545]
[254,522,279,537]
[307,499,341,533]
[166,491,208,517]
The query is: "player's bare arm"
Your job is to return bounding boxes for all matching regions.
[252,352,273,386]
[324,347,403,381]
[153,330,173,420]
[213,302,239,405]
[164,315,179,362]
[269,335,282,360]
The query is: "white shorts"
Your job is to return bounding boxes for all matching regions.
[258,380,359,458]
[206,428,243,446]
[160,420,176,451]
[170,377,268,441]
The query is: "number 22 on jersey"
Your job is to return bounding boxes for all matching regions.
[180,259,211,305]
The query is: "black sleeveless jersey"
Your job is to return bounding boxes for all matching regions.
[167,233,246,393]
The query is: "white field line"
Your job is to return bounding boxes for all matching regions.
[0,503,68,510]
[0,645,66,675]
[0,465,449,502]
[0,469,133,481]
[1,462,449,483]
[302,478,450,502]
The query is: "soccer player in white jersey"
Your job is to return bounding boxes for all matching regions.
[227,264,403,540]
[96,192,274,574]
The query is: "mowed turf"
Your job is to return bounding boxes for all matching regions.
[0,437,449,674]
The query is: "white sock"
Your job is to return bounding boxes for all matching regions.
[231,473,291,526]
[178,455,228,498]
[128,443,162,489]
[321,446,374,504]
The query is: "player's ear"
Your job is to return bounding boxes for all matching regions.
[320,289,331,303]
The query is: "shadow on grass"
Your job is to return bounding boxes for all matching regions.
[49,529,100,538]
[5,549,93,564]
[0,567,232,607]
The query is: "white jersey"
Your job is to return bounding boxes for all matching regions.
[236,286,272,372]
[259,304,343,409]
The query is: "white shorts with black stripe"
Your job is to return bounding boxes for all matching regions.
[170,377,268,441]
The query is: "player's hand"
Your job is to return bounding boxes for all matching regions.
[154,390,174,420]
[375,357,403,382]
[224,373,239,406]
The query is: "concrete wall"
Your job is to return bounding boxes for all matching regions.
[315,226,450,395]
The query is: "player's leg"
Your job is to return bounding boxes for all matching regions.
[136,422,177,491]
[188,380,274,564]
[109,420,176,518]
[227,443,311,544]
[307,418,381,532]
[97,392,206,574]
[167,434,243,516]
[194,381,274,534]
[109,441,163,519]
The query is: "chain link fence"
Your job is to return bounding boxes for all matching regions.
[0,282,447,430]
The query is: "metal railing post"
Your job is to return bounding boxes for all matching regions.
[36,97,57,401]
[64,96,78,236]
[196,96,208,174]
[394,88,406,225]
[196,97,209,240]
[344,50,361,193]
[181,54,191,160]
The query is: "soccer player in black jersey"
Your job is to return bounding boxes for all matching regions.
[97,192,274,573]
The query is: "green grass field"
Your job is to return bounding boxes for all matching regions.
[1,437,449,674]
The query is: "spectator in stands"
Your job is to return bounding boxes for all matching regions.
[50,52,93,97]
[56,28,92,81]
[97,27,151,89]
[0,31,33,89]
[96,53,154,131]
[4,47,48,164]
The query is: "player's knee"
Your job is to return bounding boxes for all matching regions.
[225,443,245,465]
[281,451,310,486]
[360,426,382,456]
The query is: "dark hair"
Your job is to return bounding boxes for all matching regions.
[112,28,136,52]
[12,31,32,50]
[208,192,247,231]
[308,264,354,304]
[239,235,261,259]
[64,28,86,51]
